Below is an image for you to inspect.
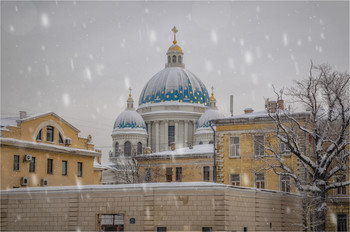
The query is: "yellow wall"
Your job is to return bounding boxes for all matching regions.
[216,121,298,193]
[139,156,213,183]
[0,113,101,189]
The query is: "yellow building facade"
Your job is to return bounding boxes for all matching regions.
[0,111,103,189]
[213,102,349,231]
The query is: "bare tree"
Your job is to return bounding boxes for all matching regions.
[262,63,349,231]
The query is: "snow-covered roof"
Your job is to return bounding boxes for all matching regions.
[0,138,101,157]
[0,112,80,132]
[0,117,19,131]
[139,144,213,159]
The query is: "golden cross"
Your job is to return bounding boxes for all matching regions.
[211,86,214,96]
[171,26,178,44]
[129,87,132,97]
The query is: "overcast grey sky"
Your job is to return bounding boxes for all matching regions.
[2,1,349,162]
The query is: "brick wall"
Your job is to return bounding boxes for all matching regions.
[0,183,303,231]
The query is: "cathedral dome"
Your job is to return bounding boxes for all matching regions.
[138,67,210,106]
[113,92,147,135]
[168,44,182,52]
[197,108,225,129]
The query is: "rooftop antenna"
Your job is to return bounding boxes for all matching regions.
[230,95,234,116]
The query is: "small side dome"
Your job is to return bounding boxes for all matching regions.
[113,88,147,135]
[113,110,146,131]
[197,109,225,129]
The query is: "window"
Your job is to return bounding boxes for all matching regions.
[203,166,210,181]
[124,141,131,156]
[255,173,265,189]
[13,155,20,171]
[137,142,142,155]
[29,157,36,172]
[166,168,173,182]
[279,141,291,156]
[47,126,54,142]
[99,214,124,232]
[62,161,68,176]
[115,142,120,156]
[58,133,64,144]
[336,175,347,195]
[36,129,42,140]
[202,227,212,232]
[145,168,151,183]
[280,176,291,192]
[176,167,182,182]
[254,135,264,157]
[230,174,240,186]
[172,55,176,63]
[157,227,167,232]
[77,162,83,177]
[337,214,347,232]
[230,137,240,157]
[199,141,203,145]
[47,159,53,174]
[168,126,175,146]
[178,55,182,63]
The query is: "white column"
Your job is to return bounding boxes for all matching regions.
[175,120,179,146]
[155,121,159,152]
[184,120,188,147]
[192,120,197,145]
[164,120,168,151]
[147,122,152,148]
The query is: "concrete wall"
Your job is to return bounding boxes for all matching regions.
[0,182,303,231]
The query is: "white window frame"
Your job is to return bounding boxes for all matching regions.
[230,174,240,186]
[280,175,291,192]
[279,141,291,156]
[255,173,265,189]
[254,135,265,157]
[230,136,240,158]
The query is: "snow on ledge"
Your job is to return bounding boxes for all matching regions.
[0,138,101,157]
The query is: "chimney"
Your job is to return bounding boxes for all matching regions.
[269,101,277,113]
[277,99,284,110]
[19,111,27,119]
[244,108,254,114]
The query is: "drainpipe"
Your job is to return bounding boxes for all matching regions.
[209,120,216,183]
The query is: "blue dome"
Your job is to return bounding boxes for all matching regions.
[138,67,210,106]
[113,110,146,130]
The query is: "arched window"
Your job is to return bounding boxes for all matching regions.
[59,133,64,144]
[124,141,131,156]
[47,126,54,142]
[168,56,171,63]
[172,55,176,63]
[137,142,142,155]
[199,141,203,145]
[178,56,182,63]
[115,142,120,156]
[209,140,214,144]
[36,129,42,140]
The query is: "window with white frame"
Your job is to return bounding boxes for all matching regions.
[230,137,240,157]
[255,173,265,189]
[254,135,264,157]
[279,141,291,156]
[280,176,291,192]
[230,174,240,186]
